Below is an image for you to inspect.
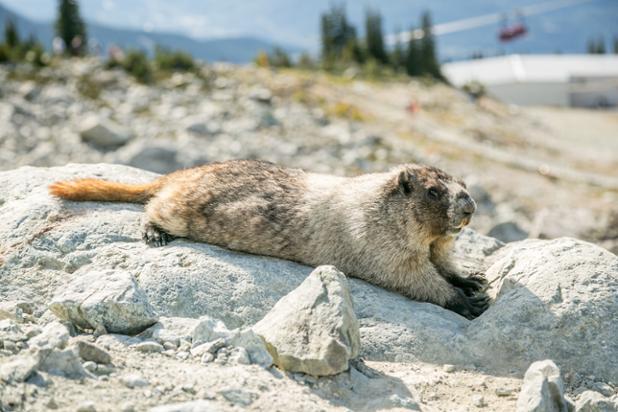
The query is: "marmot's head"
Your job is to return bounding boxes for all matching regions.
[387,164,476,238]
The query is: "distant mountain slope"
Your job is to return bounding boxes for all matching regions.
[0,3,299,63]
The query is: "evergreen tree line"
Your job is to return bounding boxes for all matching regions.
[255,5,443,80]
[0,19,48,65]
[319,5,442,79]
[586,35,618,54]
[0,0,86,65]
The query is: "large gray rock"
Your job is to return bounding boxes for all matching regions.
[253,265,360,376]
[79,115,133,149]
[49,269,158,335]
[516,360,571,412]
[469,238,618,382]
[1,164,617,382]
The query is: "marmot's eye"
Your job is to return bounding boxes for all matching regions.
[428,188,440,200]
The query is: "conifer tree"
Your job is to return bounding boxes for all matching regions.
[319,4,357,68]
[4,19,20,49]
[596,36,606,54]
[419,11,442,79]
[364,9,388,65]
[405,31,421,77]
[55,0,87,56]
[391,31,406,72]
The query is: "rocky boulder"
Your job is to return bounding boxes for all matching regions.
[470,238,618,382]
[253,265,360,376]
[49,269,159,335]
[516,360,572,412]
[79,115,134,149]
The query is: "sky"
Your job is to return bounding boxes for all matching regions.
[1,0,616,53]
[1,0,326,46]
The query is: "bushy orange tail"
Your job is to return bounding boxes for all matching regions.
[49,178,161,204]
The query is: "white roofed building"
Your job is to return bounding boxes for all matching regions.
[442,55,618,108]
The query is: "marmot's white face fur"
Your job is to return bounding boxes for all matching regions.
[394,164,476,238]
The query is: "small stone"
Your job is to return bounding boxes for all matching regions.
[0,301,33,321]
[220,388,257,406]
[0,354,38,383]
[190,338,225,357]
[191,316,231,348]
[83,361,98,373]
[134,341,164,353]
[176,351,190,360]
[517,360,569,412]
[94,364,114,376]
[591,382,614,397]
[472,395,487,407]
[46,398,58,409]
[79,115,133,149]
[228,347,250,365]
[29,321,69,350]
[181,384,196,395]
[141,317,198,347]
[389,394,419,409]
[3,340,18,353]
[225,329,272,367]
[149,400,218,412]
[248,86,273,104]
[36,347,89,379]
[76,401,97,412]
[121,373,149,389]
[201,353,214,364]
[121,402,136,412]
[444,364,456,373]
[576,390,617,412]
[496,387,513,397]
[50,269,158,335]
[163,341,177,351]
[73,340,112,364]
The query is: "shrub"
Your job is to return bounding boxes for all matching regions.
[297,52,315,70]
[121,50,153,83]
[154,46,196,72]
[269,47,292,68]
[0,44,9,63]
[77,74,102,99]
[254,51,269,68]
[327,101,366,122]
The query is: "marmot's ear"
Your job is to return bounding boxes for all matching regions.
[398,170,413,194]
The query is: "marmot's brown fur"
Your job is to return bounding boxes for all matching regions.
[49,160,489,319]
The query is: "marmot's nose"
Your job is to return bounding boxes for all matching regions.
[460,196,476,215]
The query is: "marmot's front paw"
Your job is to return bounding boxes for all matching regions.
[461,273,488,296]
[445,288,491,320]
[142,223,174,247]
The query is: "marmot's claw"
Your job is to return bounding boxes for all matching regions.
[461,273,488,296]
[142,223,173,247]
[446,288,491,320]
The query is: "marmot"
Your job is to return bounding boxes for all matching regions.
[49,160,489,319]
